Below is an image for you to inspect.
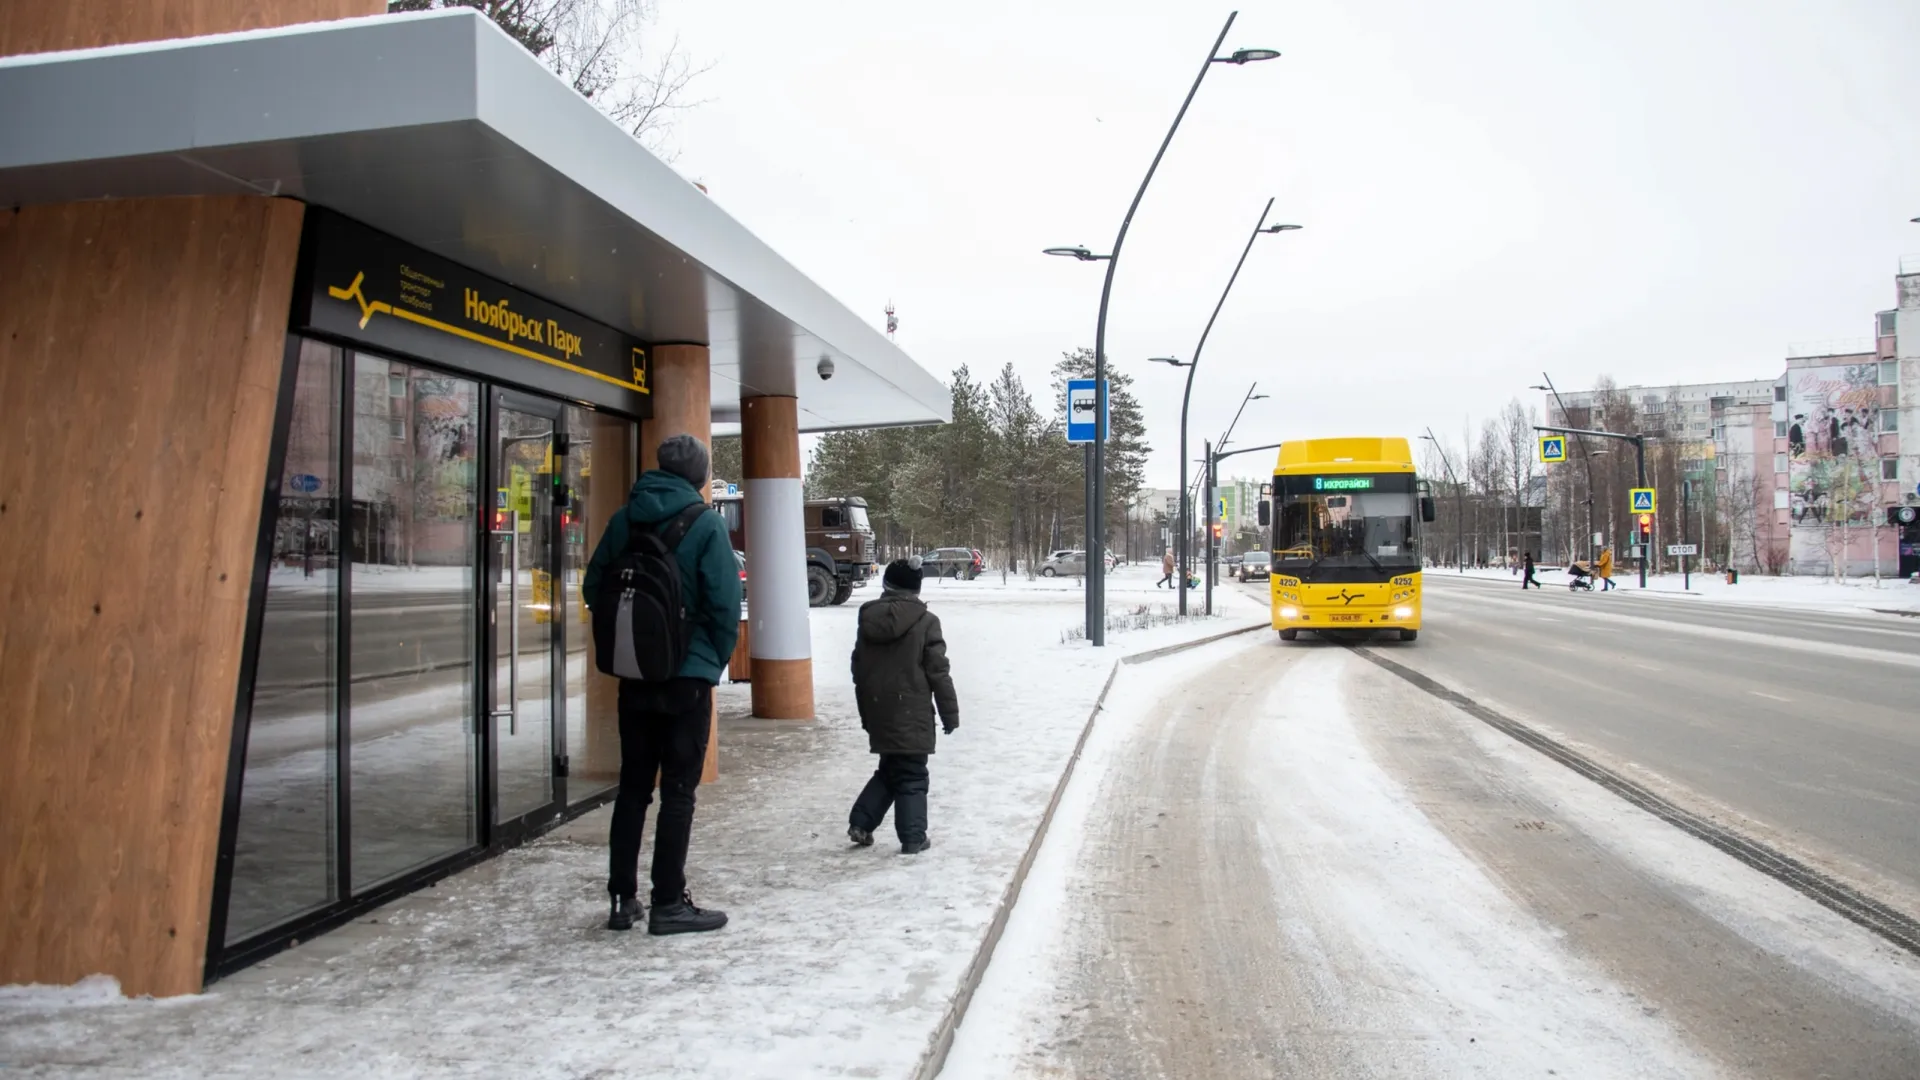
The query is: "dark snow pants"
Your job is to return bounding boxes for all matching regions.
[849,753,930,846]
[609,678,711,904]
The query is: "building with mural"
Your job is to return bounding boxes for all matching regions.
[1549,264,1918,579]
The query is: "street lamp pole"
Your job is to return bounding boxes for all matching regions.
[1150,206,1298,618]
[1203,383,1268,615]
[1419,429,1464,573]
[1045,12,1279,645]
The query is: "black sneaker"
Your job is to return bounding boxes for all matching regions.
[848,826,874,847]
[607,895,641,932]
[649,891,728,936]
[900,838,931,855]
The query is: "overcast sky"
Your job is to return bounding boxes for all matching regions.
[653,0,1920,486]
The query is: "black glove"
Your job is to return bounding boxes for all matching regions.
[942,717,959,735]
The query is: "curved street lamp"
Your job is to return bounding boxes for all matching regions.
[1042,10,1279,644]
[1042,246,1112,262]
[1418,430,1465,572]
[1154,197,1300,616]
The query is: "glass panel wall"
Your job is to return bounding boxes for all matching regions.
[564,406,635,803]
[226,339,342,943]
[348,354,481,890]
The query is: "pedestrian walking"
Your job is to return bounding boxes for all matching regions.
[1157,548,1175,588]
[847,557,960,855]
[1521,550,1540,590]
[583,434,741,935]
[1597,546,1616,591]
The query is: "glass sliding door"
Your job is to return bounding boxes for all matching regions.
[220,344,644,972]
[225,339,343,944]
[348,354,481,891]
[490,395,562,828]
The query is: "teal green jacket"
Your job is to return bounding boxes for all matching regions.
[583,470,742,685]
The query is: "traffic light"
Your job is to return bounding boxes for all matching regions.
[1211,522,1224,540]
[1636,513,1653,541]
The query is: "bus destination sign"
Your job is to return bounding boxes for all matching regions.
[1311,476,1375,492]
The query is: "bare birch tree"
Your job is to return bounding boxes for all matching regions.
[391,0,710,158]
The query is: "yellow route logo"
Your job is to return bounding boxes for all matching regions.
[327,271,390,329]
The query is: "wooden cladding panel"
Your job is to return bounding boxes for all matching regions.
[0,196,305,997]
[748,658,814,721]
[634,343,719,780]
[638,345,713,493]
[741,396,802,479]
[0,0,383,56]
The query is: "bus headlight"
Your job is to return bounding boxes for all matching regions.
[1280,606,1300,619]
[1393,606,1414,619]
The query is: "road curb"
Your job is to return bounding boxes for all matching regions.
[911,619,1267,1080]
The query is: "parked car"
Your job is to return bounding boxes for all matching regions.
[1238,550,1272,581]
[922,546,983,579]
[1039,550,1088,577]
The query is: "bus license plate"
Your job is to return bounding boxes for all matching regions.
[1329,614,1364,623]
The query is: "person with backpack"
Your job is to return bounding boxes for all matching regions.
[847,558,959,855]
[583,434,741,935]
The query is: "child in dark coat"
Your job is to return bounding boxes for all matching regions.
[847,558,960,854]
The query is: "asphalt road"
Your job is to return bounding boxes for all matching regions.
[965,599,1920,1078]
[1403,573,1920,908]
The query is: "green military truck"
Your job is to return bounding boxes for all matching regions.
[711,485,876,606]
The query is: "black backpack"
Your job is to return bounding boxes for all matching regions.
[591,503,708,681]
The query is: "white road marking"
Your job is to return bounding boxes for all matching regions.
[1749,690,1790,702]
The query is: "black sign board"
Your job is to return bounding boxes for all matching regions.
[293,211,651,417]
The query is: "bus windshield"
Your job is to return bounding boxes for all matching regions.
[1272,473,1420,580]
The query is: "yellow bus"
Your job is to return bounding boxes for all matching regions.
[1258,437,1436,643]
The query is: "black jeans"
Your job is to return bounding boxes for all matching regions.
[1522,568,1539,589]
[849,754,930,845]
[608,677,711,904]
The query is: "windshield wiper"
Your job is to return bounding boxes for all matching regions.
[1361,549,1385,573]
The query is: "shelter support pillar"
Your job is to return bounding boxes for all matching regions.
[641,344,720,781]
[741,396,815,719]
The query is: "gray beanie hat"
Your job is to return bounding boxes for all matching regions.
[657,434,710,488]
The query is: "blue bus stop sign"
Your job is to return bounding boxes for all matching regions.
[1066,378,1107,444]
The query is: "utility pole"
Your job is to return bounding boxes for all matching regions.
[1538,423,1648,587]
[1682,477,1691,591]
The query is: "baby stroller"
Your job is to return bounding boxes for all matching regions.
[1565,562,1594,591]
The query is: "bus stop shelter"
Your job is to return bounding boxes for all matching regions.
[0,1,948,999]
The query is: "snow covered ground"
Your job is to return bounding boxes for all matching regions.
[943,632,1920,1077]
[0,566,1266,1080]
[1446,564,1920,614]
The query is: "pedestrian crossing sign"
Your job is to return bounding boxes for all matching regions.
[1630,487,1657,513]
[1539,435,1567,463]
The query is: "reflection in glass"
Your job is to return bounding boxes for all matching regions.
[565,406,634,803]
[494,406,555,822]
[228,339,342,943]
[349,354,479,890]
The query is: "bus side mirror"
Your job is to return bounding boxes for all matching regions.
[1420,496,1437,523]
[1257,500,1270,527]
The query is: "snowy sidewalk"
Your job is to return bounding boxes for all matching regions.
[0,567,1268,1080]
